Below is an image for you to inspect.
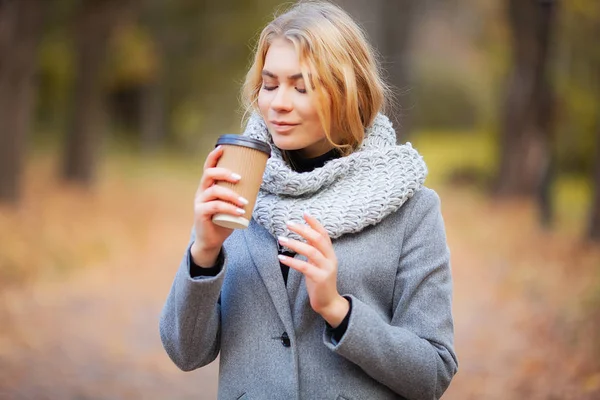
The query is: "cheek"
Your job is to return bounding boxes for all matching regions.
[296,99,319,123]
[257,93,267,113]
[297,92,319,113]
[258,90,275,112]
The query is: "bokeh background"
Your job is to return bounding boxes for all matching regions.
[1,0,599,399]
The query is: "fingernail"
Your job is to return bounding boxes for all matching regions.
[278,236,289,243]
[278,254,288,261]
[216,145,222,150]
[286,221,296,227]
[231,173,241,180]
[236,208,245,214]
[239,196,249,205]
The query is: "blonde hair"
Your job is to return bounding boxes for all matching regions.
[242,0,390,156]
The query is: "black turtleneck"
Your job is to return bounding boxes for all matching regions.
[286,147,341,173]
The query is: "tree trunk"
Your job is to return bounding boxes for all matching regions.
[335,0,384,48]
[0,0,43,204]
[334,0,417,141]
[139,0,167,155]
[62,0,127,186]
[589,115,600,241]
[495,0,557,197]
[380,0,417,141]
[139,80,166,154]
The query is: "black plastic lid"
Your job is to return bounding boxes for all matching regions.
[216,134,271,156]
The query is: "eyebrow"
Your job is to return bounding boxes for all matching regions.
[262,70,304,80]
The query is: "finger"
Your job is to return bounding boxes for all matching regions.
[287,218,335,260]
[302,213,329,238]
[278,236,327,267]
[201,185,249,208]
[277,253,326,280]
[199,167,241,191]
[196,200,246,219]
[203,145,223,171]
[286,220,320,242]
[302,213,335,258]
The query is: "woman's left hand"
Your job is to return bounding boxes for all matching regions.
[277,213,350,328]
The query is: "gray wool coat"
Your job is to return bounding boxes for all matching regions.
[159,187,458,400]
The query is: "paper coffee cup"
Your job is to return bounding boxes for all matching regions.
[212,134,271,229]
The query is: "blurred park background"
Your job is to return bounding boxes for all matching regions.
[0,0,599,399]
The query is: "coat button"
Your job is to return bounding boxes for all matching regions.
[280,332,291,347]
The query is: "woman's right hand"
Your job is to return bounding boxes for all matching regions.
[190,145,248,267]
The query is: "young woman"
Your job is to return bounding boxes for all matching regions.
[160,2,457,399]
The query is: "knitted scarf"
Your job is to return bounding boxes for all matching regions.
[242,112,428,242]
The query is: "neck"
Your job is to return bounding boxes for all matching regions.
[284,147,340,174]
[296,139,334,158]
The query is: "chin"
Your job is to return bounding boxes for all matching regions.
[271,136,304,152]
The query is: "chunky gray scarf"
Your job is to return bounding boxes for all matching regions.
[242,112,428,242]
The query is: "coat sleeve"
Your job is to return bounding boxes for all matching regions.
[159,230,226,372]
[323,188,458,400]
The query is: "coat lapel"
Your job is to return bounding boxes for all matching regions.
[243,218,295,333]
[285,266,305,318]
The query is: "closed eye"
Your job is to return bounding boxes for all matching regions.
[262,85,306,94]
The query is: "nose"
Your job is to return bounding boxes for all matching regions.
[270,86,293,112]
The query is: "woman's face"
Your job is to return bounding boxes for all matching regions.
[258,38,332,158]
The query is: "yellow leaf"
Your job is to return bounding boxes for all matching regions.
[584,372,600,392]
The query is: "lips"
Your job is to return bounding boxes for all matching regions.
[270,121,299,133]
[270,121,299,127]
